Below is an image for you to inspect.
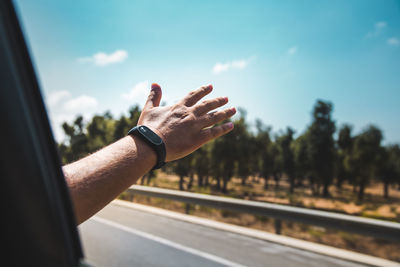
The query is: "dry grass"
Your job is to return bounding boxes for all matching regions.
[119,172,400,262]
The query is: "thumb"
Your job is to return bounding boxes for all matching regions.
[144,83,162,109]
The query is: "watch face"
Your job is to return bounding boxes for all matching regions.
[139,126,163,145]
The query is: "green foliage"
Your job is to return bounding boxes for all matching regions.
[346,125,383,201]
[170,153,194,190]
[276,127,295,193]
[235,116,253,185]
[57,101,398,201]
[256,121,273,189]
[307,100,336,197]
[293,133,310,187]
[60,115,89,163]
[192,145,211,187]
[58,105,142,164]
[87,113,115,151]
[378,145,400,198]
[336,124,354,189]
[269,141,282,190]
[211,119,237,193]
[114,115,130,141]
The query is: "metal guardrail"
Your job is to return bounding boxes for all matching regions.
[127,185,400,242]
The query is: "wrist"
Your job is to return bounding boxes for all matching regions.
[127,125,166,169]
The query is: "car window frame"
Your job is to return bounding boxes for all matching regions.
[0,1,84,266]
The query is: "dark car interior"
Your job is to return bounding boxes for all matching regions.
[0,1,83,266]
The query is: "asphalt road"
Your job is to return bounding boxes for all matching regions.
[78,202,365,267]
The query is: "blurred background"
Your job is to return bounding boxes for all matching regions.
[15,0,400,263]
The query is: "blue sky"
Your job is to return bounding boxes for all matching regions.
[15,0,400,144]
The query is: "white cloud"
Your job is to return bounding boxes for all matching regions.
[213,59,251,74]
[287,46,298,55]
[63,95,98,111]
[121,81,149,101]
[78,49,128,66]
[366,21,387,38]
[121,81,171,107]
[43,91,99,142]
[213,63,230,73]
[376,21,387,29]
[47,90,71,107]
[387,37,400,46]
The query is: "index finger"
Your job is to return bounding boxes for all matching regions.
[181,84,213,107]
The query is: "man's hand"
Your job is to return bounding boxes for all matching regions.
[138,83,236,162]
[64,82,236,224]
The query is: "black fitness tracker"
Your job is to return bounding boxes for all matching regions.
[128,125,166,170]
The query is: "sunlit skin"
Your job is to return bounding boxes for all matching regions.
[63,84,236,224]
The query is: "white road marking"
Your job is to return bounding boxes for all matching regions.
[92,216,246,267]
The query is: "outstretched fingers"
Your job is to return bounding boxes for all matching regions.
[200,122,234,142]
[193,97,228,116]
[181,84,213,107]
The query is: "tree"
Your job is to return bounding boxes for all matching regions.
[269,141,282,190]
[210,143,223,190]
[211,119,237,193]
[58,143,72,164]
[56,101,400,202]
[377,145,400,198]
[171,154,193,190]
[235,116,252,185]
[87,113,115,152]
[307,100,336,197]
[114,115,130,141]
[336,124,354,189]
[293,132,310,188]
[347,125,383,201]
[128,105,141,126]
[61,115,89,163]
[192,145,211,187]
[255,121,273,189]
[276,128,295,193]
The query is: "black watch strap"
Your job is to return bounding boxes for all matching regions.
[127,125,166,170]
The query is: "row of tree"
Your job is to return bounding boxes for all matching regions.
[58,100,400,201]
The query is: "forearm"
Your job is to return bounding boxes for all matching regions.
[63,135,156,224]
[63,83,235,225]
